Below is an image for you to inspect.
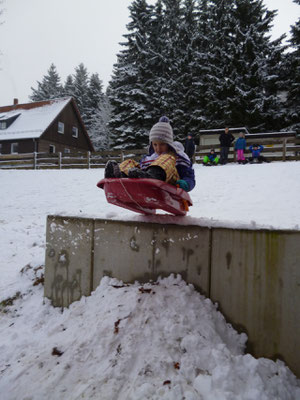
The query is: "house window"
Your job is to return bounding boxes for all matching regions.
[72,126,78,138]
[64,148,70,154]
[11,143,18,154]
[0,144,2,154]
[58,122,64,134]
[49,145,56,154]
[0,121,6,130]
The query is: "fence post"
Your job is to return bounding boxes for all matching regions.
[33,152,37,170]
[120,151,124,162]
[87,151,91,169]
[282,138,287,161]
[58,152,62,169]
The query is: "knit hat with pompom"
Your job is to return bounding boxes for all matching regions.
[149,116,174,146]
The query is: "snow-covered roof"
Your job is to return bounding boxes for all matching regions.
[0,98,71,141]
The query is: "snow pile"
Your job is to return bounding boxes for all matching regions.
[1,273,299,400]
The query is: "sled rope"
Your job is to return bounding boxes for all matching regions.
[119,179,145,211]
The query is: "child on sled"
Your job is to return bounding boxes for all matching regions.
[203,149,219,166]
[105,116,195,192]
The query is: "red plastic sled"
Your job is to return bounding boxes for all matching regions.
[97,178,193,216]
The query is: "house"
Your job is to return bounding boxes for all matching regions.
[0,97,94,155]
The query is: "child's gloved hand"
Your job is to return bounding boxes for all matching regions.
[176,180,189,191]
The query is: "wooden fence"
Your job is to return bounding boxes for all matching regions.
[195,136,300,163]
[0,137,299,170]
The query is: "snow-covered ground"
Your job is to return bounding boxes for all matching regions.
[0,162,300,399]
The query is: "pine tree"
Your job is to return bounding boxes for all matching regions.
[200,0,286,131]
[189,0,213,131]
[72,63,90,123]
[285,0,300,131]
[157,0,186,137]
[30,63,63,101]
[107,0,289,149]
[231,0,286,131]
[85,73,105,130]
[172,0,200,138]
[108,0,155,149]
[64,74,75,98]
[88,94,112,151]
[136,0,171,122]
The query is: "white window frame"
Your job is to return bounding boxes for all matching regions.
[11,142,18,154]
[58,121,64,134]
[49,144,56,154]
[72,126,78,138]
[64,148,70,154]
[0,121,6,130]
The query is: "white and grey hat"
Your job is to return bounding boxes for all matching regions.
[149,116,174,146]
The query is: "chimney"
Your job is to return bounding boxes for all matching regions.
[13,98,18,106]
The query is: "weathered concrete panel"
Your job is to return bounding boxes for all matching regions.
[44,216,300,377]
[44,216,94,307]
[210,228,300,377]
[93,220,210,295]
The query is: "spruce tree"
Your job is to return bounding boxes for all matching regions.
[88,94,112,151]
[183,0,213,132]
[106,0,289,149]
[199,0,235,127]
[85,73,105,130]
[201,0,286,131]
[157,0,183,127]
[109,0,155,149]
[30,63,63,101]
[172,0,200,137]
[285,0,300,131]
[72,63,90,123]
[139,0,171,121]
[231,0,286,131]
[64,74,75,98]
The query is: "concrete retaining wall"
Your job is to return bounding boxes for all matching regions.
[44,215,300,377]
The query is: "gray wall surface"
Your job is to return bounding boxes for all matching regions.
[44,215,300,377]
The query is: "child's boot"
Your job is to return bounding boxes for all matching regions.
[105,160,121,178]
[128,166,166,181]
[128,168,150,179]
[147,166,166,181]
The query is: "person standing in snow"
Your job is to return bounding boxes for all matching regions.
[234,132,247,164]
[104,116,195,192]
[248,144,270,163]
[184,133,195,163]
[219,127,235,165]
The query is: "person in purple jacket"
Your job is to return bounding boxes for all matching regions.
[104,117,195,192]
[248,144,270,163]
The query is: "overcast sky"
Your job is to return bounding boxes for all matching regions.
[0,0,299,106]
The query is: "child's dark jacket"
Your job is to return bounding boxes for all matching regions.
[184,138,195,158]
[219,132,235,147]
